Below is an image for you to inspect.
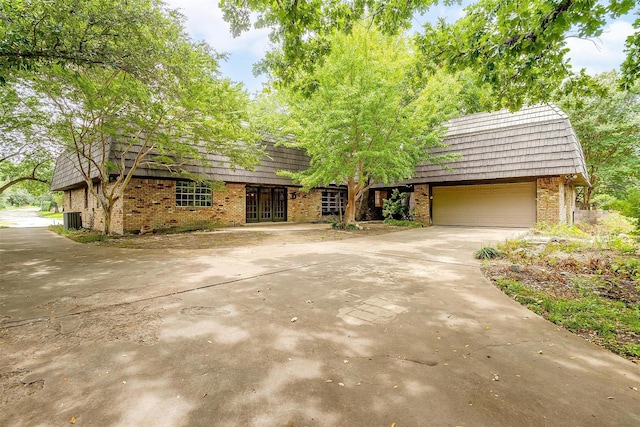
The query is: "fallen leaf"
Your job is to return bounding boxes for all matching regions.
[290,317,297,322]
[326,379,333,383]
[338,382,345,387]
[70,416,77,424]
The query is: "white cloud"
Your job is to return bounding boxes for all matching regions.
[566,20,635,74]
[165,0,271,58]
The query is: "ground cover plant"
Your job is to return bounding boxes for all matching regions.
[482,216,640,362]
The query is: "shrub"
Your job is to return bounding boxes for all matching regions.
[382,189,410,220]
[474,246,501,259]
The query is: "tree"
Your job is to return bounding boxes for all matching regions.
[264,26,460,224]
[0,80,56,194]
[2,0,262,234]
[41,38,259,234]
[557,71,640,205]
[0,0,183,82]
[220,0,639,107]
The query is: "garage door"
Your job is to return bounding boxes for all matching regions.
[432,182,536,227]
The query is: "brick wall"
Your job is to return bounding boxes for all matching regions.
[63,184,125,234]
[287,187,322,222]
[412,184,431,224]
[121,179,245,233]
[536,177,563,225]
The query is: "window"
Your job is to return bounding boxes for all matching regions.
[322,191,345,215]
[176,181,212,207]
[374,190,388,207]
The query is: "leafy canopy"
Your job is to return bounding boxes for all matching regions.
[264,25,461,223]
[220,0,639,108]
[557,71,640,204]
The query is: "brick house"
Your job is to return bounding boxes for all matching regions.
[367,104,590,227]
[50,104,589,233]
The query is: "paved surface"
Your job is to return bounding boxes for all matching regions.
[0,207,60,228]
[0,226,638,426]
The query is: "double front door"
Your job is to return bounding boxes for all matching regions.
[246,187,287,223]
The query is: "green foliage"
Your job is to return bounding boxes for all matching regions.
[3,188,38,207]
[557,72,640,206]
[220,0,639,108]
[382,218,423,228]
[382,189,410,220]
[4,0,262,234]
[331,222,359,231]
[267,26,462,224]
[611,257,640,281]
[533,222,590,238]
[474,246,501,260]
[496,279,640,359]
[608,238,638,255]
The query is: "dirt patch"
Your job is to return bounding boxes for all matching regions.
[95,223,408,250]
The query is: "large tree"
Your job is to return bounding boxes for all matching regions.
[220,0,639,107]
[263,26,461,224]
[2,0,261,234]
[557,71,640,205]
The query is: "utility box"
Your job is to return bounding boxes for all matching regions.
[63,212,82,230]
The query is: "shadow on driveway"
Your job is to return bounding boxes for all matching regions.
[1,226,638,426]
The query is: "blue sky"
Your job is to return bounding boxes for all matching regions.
[165,0,637,95]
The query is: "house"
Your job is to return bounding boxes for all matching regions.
[365,104,590,227]
[50,104,589,233]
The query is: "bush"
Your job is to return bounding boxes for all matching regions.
[474,246,501,259]
[382,189,410,220]
[5,188,37,207]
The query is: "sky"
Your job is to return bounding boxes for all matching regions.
[165,0,637,95]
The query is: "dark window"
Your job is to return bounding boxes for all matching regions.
[322,191,345,215]
[176,181,212,207]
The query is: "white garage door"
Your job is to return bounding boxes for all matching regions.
[432,182,536,227]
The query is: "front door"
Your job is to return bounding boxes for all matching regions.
[246,187,287,223]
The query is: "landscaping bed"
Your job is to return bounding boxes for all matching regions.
[481,219,640,362]
[49,222,407,249]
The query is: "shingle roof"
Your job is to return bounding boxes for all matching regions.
[51,138,309,191]
[409,104,590,185]
[51,104,590,191]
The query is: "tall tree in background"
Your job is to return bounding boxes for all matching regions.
[220,0,638,108]
[558,71,640,206]
[263,26,461,224]
[0,81,54,194]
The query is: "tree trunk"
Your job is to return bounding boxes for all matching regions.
[102,204,113,235]
[345,186,357,224]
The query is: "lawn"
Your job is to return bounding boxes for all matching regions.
[39,211,63,219]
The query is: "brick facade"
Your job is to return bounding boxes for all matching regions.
[412,184,431,224]
[63,184,122,234]
[62,175,574,233]
[287,188,322,223]
[121,179,246,233]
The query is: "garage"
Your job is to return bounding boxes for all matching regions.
[432,182,536,227]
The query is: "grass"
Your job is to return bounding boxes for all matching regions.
[496,278,640,359]
[38,211,63,219]
[382,218,423,227]
[49,224,119,244]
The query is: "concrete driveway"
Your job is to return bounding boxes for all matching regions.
[1,226,638,426]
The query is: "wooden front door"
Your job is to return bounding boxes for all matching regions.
[246,187,287,223]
